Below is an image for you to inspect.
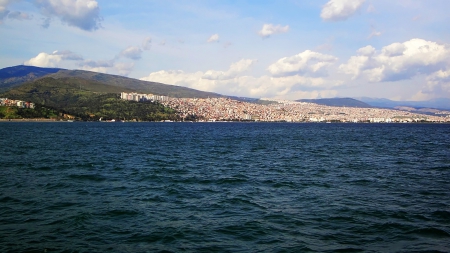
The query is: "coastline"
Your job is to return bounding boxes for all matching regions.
[0,118,58,122]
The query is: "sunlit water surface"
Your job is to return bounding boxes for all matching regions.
[1,122,449,252]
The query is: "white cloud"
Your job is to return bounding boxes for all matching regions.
[339,46,377,79]
[23,50,135,76]
[140,58,341,99]
[357,45,376,56]
[34,0,101,31]
[119,46,143,60]
[202,59,256,80]
[24,50,83,67]
[321,0,365,22]
[258,24,289,38]
[368,30,381,39]
[340,39,450,99]
[267,50,338,77]
[207,34,219,43]
[341,39,450,82]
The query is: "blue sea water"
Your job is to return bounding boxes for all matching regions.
[0,122,449,252]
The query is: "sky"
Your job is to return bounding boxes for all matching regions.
[1,0,450,101]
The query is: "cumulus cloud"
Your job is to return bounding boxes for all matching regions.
[24,50,83,67]
[34,0,101,31]
[119,46,143,60]
[321,0,365,22]
[341,39,450,82]
[258,24,289,38]
[340,39,450,98]
[207,34,219,43]
[357,45,375,56]
[140,58,341,99]
[24,50,135,76]
[202,59,256,80]
[267,50,338,77]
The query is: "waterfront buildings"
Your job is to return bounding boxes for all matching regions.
[0,98,35,109]
[119,94,450,123]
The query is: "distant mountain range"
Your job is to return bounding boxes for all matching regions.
[295,97,450,110]
[0,65,225,98]
[1,65,449,110]
[0,65,62,92]
[356,97,450,110]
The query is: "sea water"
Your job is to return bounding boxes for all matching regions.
[1,122,449,252]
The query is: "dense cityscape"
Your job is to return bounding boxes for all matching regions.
[120,92,450,123]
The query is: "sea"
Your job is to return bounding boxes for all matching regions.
[1,122,449,253]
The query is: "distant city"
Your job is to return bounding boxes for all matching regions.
[120,92,450,123]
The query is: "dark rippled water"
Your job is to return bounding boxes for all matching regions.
[1,122,450,252]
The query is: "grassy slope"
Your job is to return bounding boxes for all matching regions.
[49,69,225,98]
[1,77,178,121]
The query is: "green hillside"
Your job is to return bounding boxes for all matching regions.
[0,105,59,119]
[48,69,225,98]
[0,65,225,98]
[1,77,178,121]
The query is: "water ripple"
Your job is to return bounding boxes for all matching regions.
[0,122,449,252]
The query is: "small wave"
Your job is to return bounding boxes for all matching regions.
[431,210,450,221]
[329,247,364,252]
[408,227,450,238]
[105,209,141,217]
[0,196,21,203]
[68,174,107,182]
[47,201,78,210]
[217,177,248,184]
[28,166,53,171]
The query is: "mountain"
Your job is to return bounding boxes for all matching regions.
[357,97,450,110]
[1,77,178,121]
[0,65,62,92]
[0,65,226,98]
[296,98,372,108]
[47,69,228,98]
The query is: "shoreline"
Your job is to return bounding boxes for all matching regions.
[0,118,58,122]
[0,119,448,124]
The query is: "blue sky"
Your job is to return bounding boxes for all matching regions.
[1,0,450,101]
